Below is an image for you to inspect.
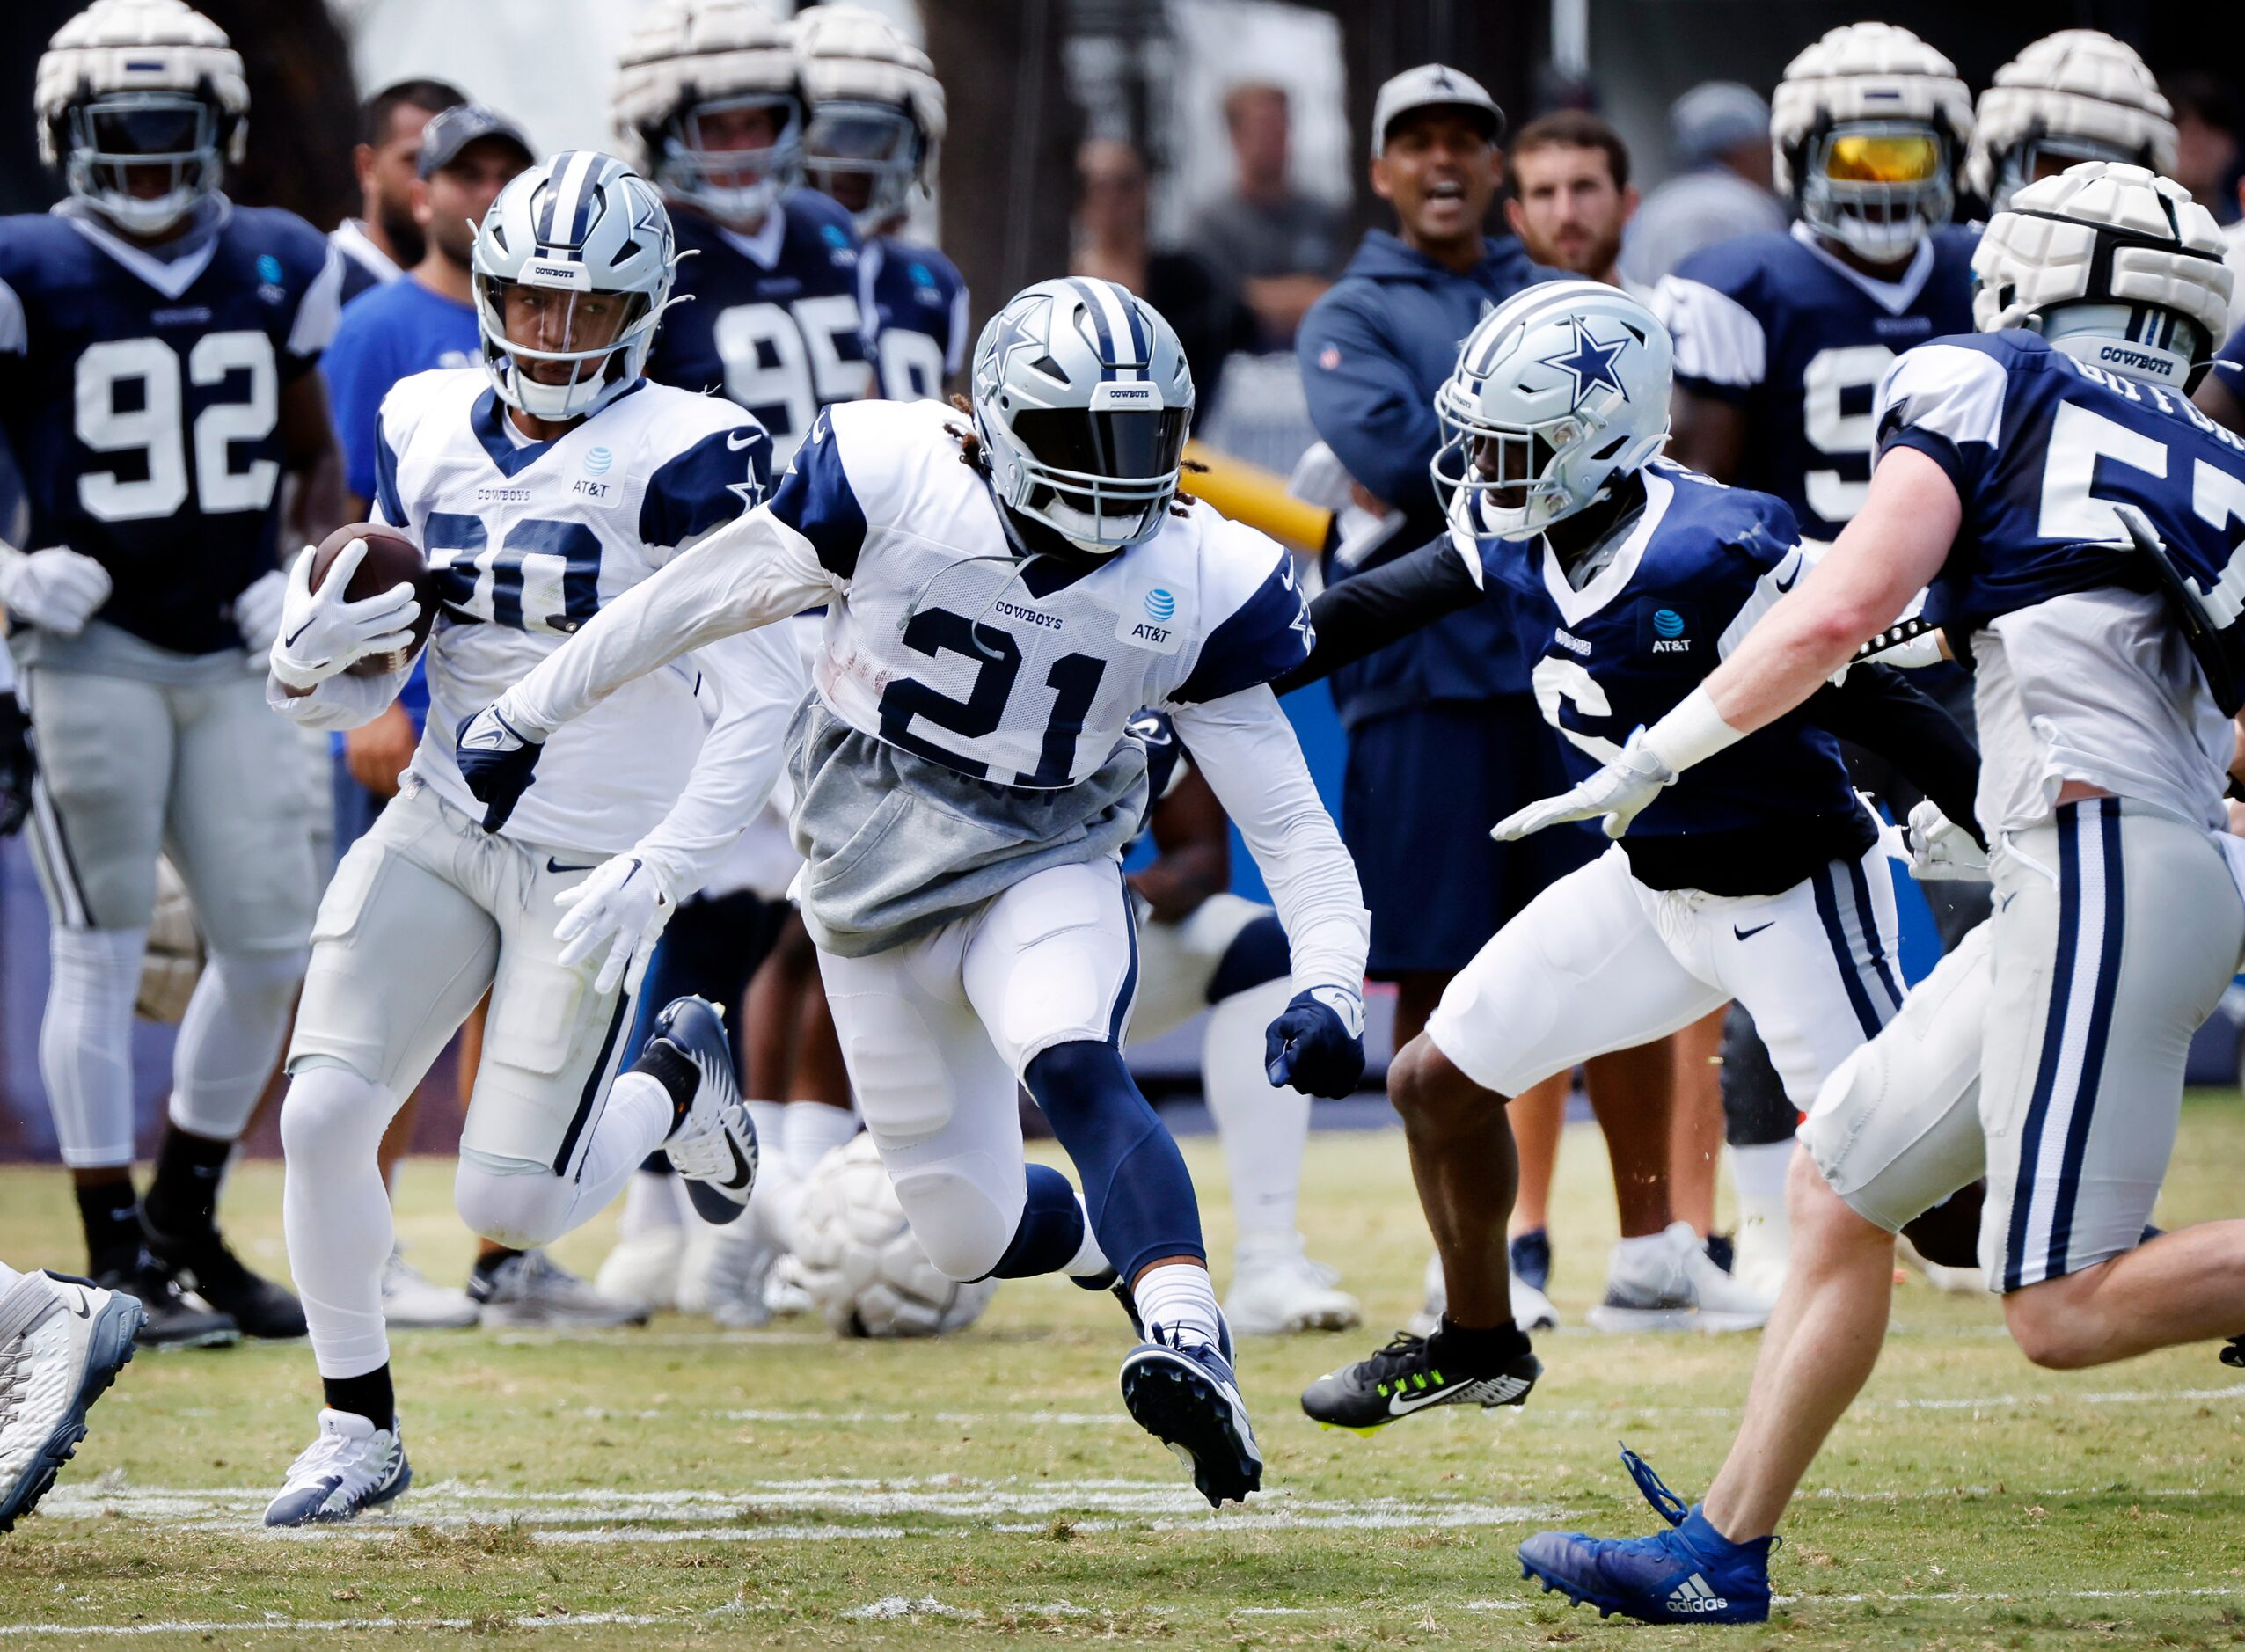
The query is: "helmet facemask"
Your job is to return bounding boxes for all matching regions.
[987,393,1189,555]
[475,275,657,422]
[1799,121,1954,262]
[62,90,227,237]
[1989,130,2143,215]
[803,99,921,233]
[1433,390,1605,542]
[658,92,804,228]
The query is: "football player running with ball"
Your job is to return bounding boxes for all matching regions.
[260,154,805,1526]
[457,278,1371,1506]
[1515,164,2245,1625]
[1272,281,1978,1432]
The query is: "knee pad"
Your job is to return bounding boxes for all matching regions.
[886,1157,1021,1282]
[279,1062,395,1166]
[454,1152,574,1250]
[199,947,309,1019]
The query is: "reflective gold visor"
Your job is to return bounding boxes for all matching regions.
[1825,131,1942,184]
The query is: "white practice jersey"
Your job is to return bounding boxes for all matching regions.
[276,368,802,864]
[777,398,1318,787]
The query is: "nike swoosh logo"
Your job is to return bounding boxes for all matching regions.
[1386,1386,1458,1416]
[717,1134,752,1191]
[68,1292,91,1319]
[1773,571,1798,594]
[1733,921,1775,940]
[727,430,759,451]
[545,857,597,874]
[282,618,317,648]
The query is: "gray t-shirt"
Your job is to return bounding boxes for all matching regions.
[1620,167,1789,291]
[1183,190,1349,286]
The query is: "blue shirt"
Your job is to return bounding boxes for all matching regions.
[867,235,968,401]
[319,275,478,736]
[1297,230,1550,721]
[0,200,334,655]
[1659,223,1978,541]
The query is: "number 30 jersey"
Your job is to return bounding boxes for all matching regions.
[1654,222,1977,540]
[1876,331,2245,833]
[372,368,773,852]
[0,200,340,656]
[770,397,1317,791]
[644,192,874,469]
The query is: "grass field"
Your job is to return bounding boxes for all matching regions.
[4,1100,2245,1648]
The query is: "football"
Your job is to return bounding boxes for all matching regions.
[792,1134,998,1339]
[308,522,438,676]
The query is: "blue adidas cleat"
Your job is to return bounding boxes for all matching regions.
[1517,1445,1775,1625]
[1120,1319,1261,1507]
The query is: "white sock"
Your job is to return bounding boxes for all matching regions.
[784,1100,857,1180]
[280,1065,406,1378]
[562,1074,676,1228]
[745,1100,789,1167]
[1131,1260,1223,1349]
[1201,978,1308,1250]
[1612,1227,1678,1275]
[169,948,307,1140]
[617,1168,685,1239]
[1729,1140,1794,1229]
[40,926,145,1168]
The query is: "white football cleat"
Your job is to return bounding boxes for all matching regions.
[596,1225,686,1316]
[263,1408,411,1527]
[677,1216,779,1327]
[1225,1237,1361,1335]
[1730,1212,1791,1305]
[0,1272,143,1531]
[380,1248,479,1330]
[469,1251,648,1329]
[1588,1222,1773,1334]
[762,1253,813,1319]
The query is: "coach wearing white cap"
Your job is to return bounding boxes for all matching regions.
[1296,66,1666,1314]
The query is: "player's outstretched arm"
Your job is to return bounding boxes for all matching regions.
[1495,450,1961,842]
[1171,685,1370,1099]
[1266,535,1482,697]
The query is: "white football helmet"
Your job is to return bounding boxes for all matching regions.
[471,152,681,422]
[614,0,803,231]
[35,0,247,238]
[971,277,1194,556]
[1972,162,2232,393]
[1432,281,1673,541]
[793,5,945,237]
[1966,32,2176,215]
[1772,23,1972,264]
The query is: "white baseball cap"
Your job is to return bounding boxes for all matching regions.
[1371,63,1505,158]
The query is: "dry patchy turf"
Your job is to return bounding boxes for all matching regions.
[4,1101,2245,1648]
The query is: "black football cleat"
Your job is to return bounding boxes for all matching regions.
[1300,1329,1539,1435]
[141,1224,304,1341]
[91,1256,239,1350]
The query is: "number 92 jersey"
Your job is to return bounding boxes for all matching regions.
[770,398,1316,790]
[0,203,341,655]
[644,192,874,471]
[373,369,773,853]
[1654,223,1977,540]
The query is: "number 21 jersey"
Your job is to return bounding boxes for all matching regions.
[372,369,772,853]
[1654,222,1977,539]
[0,201,340,656]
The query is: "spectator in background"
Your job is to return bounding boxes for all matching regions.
[1505,110,1639,292]
[1298,65,1676,1334]
[2166,73,2243,224]
[1619,81,1786,290]
[1073,137,1255,413]
[331,78,466,305]
[1184,82,1349,347]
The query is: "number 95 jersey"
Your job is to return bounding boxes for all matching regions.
[0,203,340,656]
[771,398,1315,790]
[374,369,773,853]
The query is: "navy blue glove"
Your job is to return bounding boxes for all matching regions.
[0,692,32,839]
[1264,986,1366,1100]
[455,703,543,832]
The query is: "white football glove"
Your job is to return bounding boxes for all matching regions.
[1905,800,1989,882]
[267,543,420,692]
[555,853,676,997]
[0,545,113,636]
[232,568,287,655]
[1492,729,1678,843]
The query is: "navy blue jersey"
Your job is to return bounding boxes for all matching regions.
[645,191,874,468]
[1656,223,1978,540]
[1474,462,1860,842]
[0,202,340,655]
[867,236,968,402]
[1880,331,2245,691]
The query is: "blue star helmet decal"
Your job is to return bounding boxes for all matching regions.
[1538,316,1631,410]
